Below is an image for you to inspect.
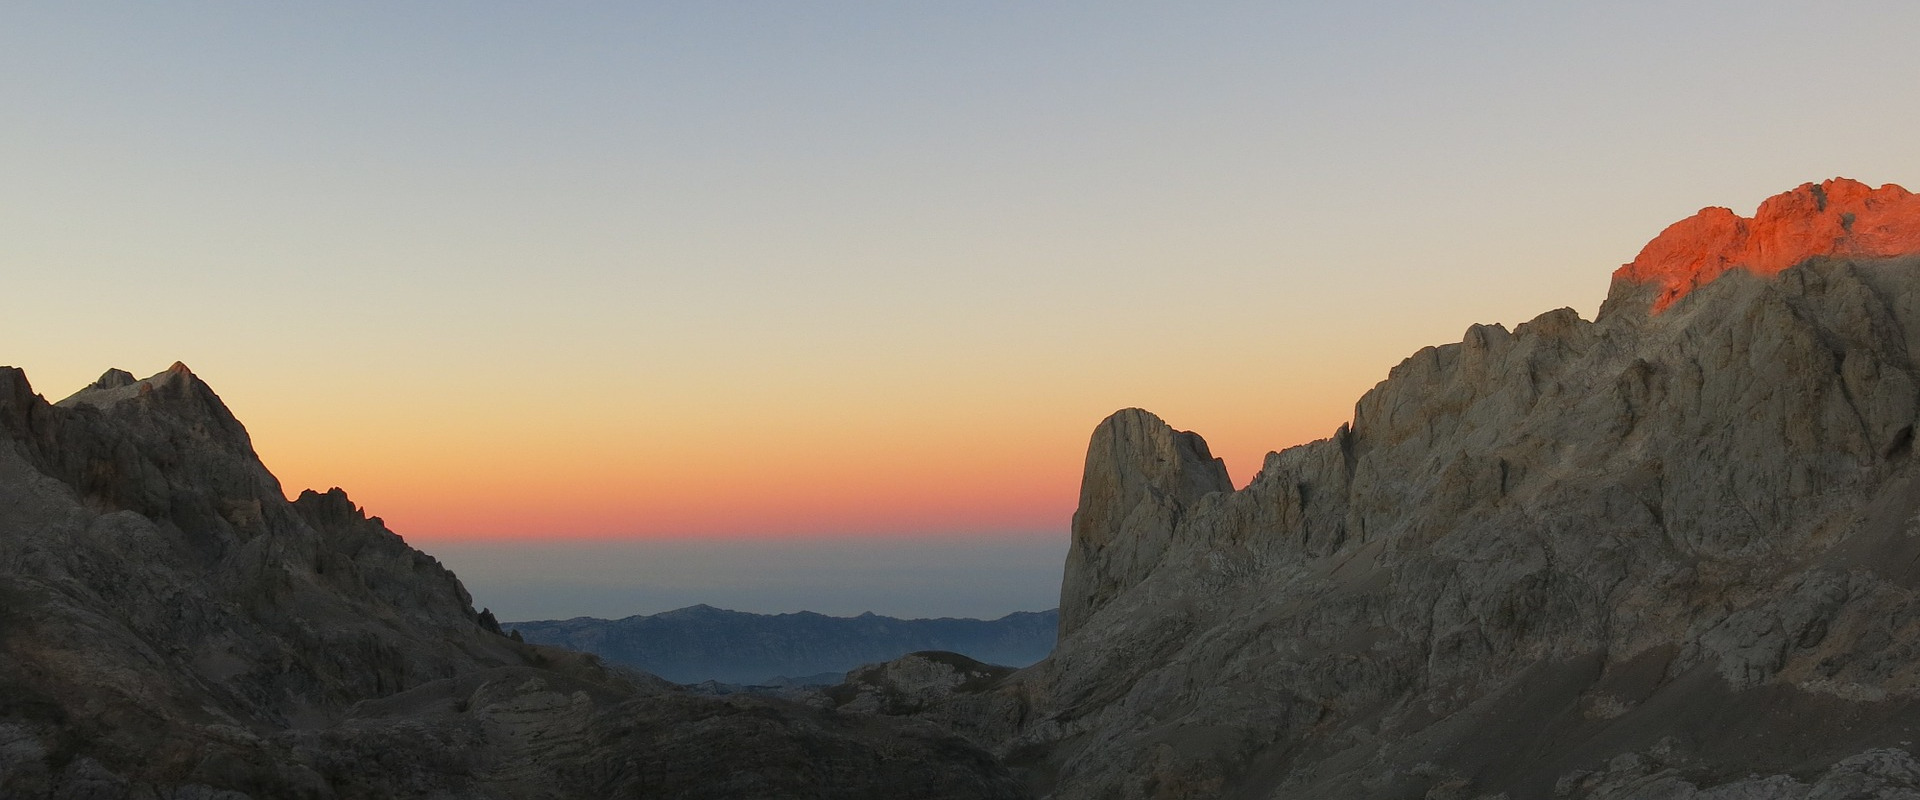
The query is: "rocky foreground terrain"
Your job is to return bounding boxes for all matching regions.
[511,605,1056,684]
[0,364,1025,798]
[841,178,1920,799]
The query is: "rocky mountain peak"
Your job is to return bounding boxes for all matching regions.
[86,368,137,391]
[58,362,211,410]
[1612,177,1920,312]
[1057,408,1233,637]
[291,486,371,528]
[1,362,1031,798]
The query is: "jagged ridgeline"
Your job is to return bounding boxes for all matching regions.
[840,179,1920,799]
[0,364,1026,798]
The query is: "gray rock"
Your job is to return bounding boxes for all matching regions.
[1059,408,1233,638]
[831,651,1017,715]
[885,255,1920,799]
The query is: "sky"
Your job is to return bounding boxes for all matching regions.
[5,3,1919,620]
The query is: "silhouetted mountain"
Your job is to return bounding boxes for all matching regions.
[0,364,1026,799]
[511,606,1057,684]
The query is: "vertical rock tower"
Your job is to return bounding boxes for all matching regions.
[1058,408,1233,637]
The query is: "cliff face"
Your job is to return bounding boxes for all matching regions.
[922,181,1920,798]
[1613,178,1920,312]
[1058,410,1233,638]
[0,366,1027,799]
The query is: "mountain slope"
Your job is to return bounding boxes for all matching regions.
[0,364,1027,798]
[512,606,1058,684]
[881,178,1920,799]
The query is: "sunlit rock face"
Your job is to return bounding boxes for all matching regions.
[1614,178,1920,312]
[511,605,1059,684]
[864,182,1920,799]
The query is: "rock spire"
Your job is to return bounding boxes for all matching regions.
[1058,408,1232,638]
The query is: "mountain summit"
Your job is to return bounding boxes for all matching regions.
[1612,177,1920,312]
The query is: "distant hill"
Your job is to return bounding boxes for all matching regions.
[509,606,1057,684]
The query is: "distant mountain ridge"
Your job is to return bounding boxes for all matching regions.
[510,605,1057,684]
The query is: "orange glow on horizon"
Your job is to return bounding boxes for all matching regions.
[14,4,1920,562]
[243,377,1360,543]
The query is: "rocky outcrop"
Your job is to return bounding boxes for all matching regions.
[512,605,1058,684]
[1611,178,1920,313]
[826,651,1037,772]
[830,651,1018,715]
[882,181,1920,799]
[0,365,1027,799]
[1058,409,1232,637]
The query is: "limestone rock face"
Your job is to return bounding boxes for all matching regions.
[1612,178,1920,313]
[883,183,1920,799]
[0,365,1027,799]
[1058,408,1232,637]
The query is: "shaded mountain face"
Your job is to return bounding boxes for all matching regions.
[856,180,1920,799]
[0,365,1027,799]
[511,606,1058,684]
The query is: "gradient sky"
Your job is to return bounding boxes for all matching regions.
[6,3,1919,618]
